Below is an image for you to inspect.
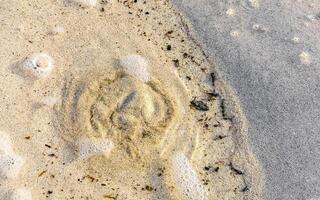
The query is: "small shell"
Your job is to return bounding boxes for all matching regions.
[22,53,54,78]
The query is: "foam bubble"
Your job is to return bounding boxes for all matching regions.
[41,96,61,107]
[249,0,259,8]
[68,0,97,7]
[252,24,266,32]
[22,53,54,78]
[299,51,311,65]
[8,188,32,200]
[50,25,65,35]
[226,8,235,16]
[230,30,240,38]
[0,153,24,179]
[119,54,150,82]
[291,36,300,43]
[0,132,13,154]
[171,152,207,200]
[78,138,114,160]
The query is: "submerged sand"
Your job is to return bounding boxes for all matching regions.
[0,0,263,199]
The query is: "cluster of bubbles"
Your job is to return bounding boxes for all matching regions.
[0,132,32,200]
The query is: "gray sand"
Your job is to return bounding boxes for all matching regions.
[172,0,320,200]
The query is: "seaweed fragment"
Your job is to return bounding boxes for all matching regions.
[172,59,179,67]
[206,91,219,98]
[38,170,47,177]
[213,135,227,140]
[220,99,232,120]
[190,99,209,111]
[204,165,219,173]
[240,185,249,192]
[229,163,244,175]
[210,72,216,87]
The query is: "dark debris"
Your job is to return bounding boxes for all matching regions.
[190,99,209,111]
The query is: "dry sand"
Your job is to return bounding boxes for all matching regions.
[0,0,263,199]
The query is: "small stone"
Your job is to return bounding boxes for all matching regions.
[291,36,300,43]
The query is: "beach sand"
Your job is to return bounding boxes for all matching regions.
[0,0,263,199]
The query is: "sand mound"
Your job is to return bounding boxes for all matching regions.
[55,64,182,162]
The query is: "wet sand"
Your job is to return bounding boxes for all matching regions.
[172,0,320,199]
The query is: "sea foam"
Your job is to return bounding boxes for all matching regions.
[8,188,32,200]
[68,0,97,7]
[171,152,207,200]
[119,54,150,82]
[22,53,54,78]
[0,154,24,179]
[0,132,24,179]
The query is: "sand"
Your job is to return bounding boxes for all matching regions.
[0,0,263,199]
